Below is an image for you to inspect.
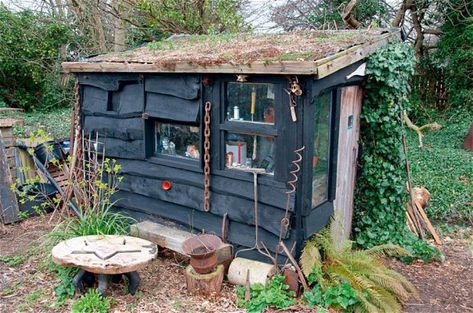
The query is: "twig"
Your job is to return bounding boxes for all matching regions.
[279,241,309,291]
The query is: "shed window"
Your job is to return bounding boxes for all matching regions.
[312,92,332,207]
[226,83,275,124]
[154,121,200,161]
[224,132,275,174]
[222,82,277,175]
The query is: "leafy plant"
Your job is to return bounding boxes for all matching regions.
[435,0,473,109]
[72,289,110,313]
[0,5,73,111]
[236,274,296,313]
[304,282,358,311]
[0,255,26,267]
[51,263,78,304]
[354,42,441,260]
[300,228,418,313]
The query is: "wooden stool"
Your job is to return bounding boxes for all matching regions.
[184,264,224,295]
[52,235,157,295]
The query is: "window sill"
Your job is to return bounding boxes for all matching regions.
[147,156,202,173]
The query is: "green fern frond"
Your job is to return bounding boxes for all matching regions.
[300,241,322,277]
[366,273,411,301]
[365,244,412,258]
[353,290,380,313]
[368,286,402,313]
[300,227,417,313]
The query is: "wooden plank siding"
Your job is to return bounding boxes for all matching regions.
[79,73,298,253]
[332,86,363,242]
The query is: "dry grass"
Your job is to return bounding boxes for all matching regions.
[89,29,391,67]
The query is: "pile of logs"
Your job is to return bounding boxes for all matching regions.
[406,186,442,244]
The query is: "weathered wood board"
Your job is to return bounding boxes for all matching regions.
[52,235,157,274]
[332,86,363,242]
[0,132,19,224]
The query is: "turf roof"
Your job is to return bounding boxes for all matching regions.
[63,29,398,75]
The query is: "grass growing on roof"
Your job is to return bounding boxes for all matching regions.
[90,30,387,66]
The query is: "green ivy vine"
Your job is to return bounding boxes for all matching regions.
[354,43,440,261]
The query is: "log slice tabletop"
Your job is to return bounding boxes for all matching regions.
[52,235,157,275]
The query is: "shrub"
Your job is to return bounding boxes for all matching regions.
[72,289,110,313]
[0,5,72,111]
[300,228,419,313]
[435,0,473,109]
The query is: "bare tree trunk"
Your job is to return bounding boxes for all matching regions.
[341,0,361,29]
[90,1,107,52]
[391,0,414,27]
[112,0,126,52]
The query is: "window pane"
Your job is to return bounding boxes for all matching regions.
[155,122,200,160]
[225,132,275,174]
[226,83,275,124]
[312,93,331,207]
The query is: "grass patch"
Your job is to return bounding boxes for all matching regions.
[407,107,473,223]
[1,106,72,139]
[0,254,26,267]
[72,289,110,313]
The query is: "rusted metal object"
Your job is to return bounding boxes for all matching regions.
[183,234,222,274]
[463,122,473,150]
[203,101,212,212]
[283,266,300,297]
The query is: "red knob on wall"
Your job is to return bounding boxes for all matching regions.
[162,180,172,191]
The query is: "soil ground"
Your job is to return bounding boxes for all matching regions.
[0,216,472,313]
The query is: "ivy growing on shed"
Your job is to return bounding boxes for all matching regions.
[354,43,439,260]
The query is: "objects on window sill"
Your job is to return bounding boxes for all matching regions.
[155,122,200,160]
[226,82,275,125]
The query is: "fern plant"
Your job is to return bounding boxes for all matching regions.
[300,228,419,313]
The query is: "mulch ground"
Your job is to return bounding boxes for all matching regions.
[0,216,472,313]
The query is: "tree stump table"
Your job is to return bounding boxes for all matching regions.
[52,235,157,295]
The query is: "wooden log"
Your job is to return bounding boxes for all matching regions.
[413,186,431,209]
[130,221,234,268]
[414,200,442,245]
[185,264,224,295]
[130,221,194,255]
[227,257,276,286]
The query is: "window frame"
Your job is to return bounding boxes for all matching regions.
[306,88,340,211]
[310,91,334,208]
[216,78,284,180]
[145,116,204,172]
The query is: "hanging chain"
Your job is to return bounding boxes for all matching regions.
[203,101,212,212]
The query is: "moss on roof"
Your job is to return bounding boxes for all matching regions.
[88,29,394,66]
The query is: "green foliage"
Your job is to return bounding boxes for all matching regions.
[236,275,296,313]
[407,108,473,222]
[50,263,78,304]
[0,5,73,111]
[138,0,246,37]
[435,0,473,108]
[0,254,26,267]
[300,229,418,313]
[304,282,358,311]
[353,43,440,260]
[72,289,110,313]
[306,0,388,28]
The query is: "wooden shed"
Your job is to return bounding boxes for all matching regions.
[63,29,399,261]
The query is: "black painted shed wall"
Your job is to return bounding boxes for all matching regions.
[78,72,343,261]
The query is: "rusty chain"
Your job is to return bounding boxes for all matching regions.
[203,101,212,212]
